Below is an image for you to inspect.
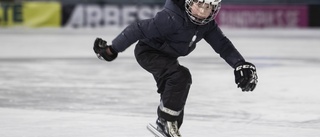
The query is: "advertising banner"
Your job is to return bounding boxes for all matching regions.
[0,2,61,27]
[62,4,162,28]
[215,5,308,28]
[23,2,61,27]
[1,3,312,28]
[0,3,23,26]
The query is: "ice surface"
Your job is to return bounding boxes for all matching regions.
[0,27,320,137]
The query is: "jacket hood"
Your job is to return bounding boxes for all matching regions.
[171,0,185,10]
[164,0,186,18]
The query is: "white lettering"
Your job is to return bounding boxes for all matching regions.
[275,10,284,27]
[218,9,302,28]
[65,5,85,28]
[286,11,299,27]
[65,4,161,28]
[122,6,138,26]
[86,5,103,27]
[138,6,154,20]
[103,5,120,27]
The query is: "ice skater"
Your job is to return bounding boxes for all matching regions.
[93,0,258,136]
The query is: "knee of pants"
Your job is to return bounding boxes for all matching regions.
[175,66,192,85]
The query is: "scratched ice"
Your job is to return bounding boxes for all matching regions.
[0,28,320,137]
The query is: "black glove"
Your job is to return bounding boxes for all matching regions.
[234,62,258,91]
[93,38,118,61]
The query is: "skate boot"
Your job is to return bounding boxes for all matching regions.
[156,118,181,137]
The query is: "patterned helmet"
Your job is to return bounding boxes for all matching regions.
[185,0,221,25]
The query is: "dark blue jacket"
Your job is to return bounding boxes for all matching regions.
[111,0,245,68]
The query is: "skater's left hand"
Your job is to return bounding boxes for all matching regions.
[234,62,258,91]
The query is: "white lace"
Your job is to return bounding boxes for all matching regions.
[166,121,181,137]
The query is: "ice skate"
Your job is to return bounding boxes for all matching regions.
[156,118,181,137]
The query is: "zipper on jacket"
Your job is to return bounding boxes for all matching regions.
[189,30,198,47]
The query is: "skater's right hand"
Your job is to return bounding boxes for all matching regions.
[93,38,118,61]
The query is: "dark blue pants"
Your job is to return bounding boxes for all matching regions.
[134,41,192,126]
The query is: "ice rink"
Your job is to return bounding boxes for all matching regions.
[1,27,320,137]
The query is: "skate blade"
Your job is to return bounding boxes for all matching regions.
[146,123,167,137]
